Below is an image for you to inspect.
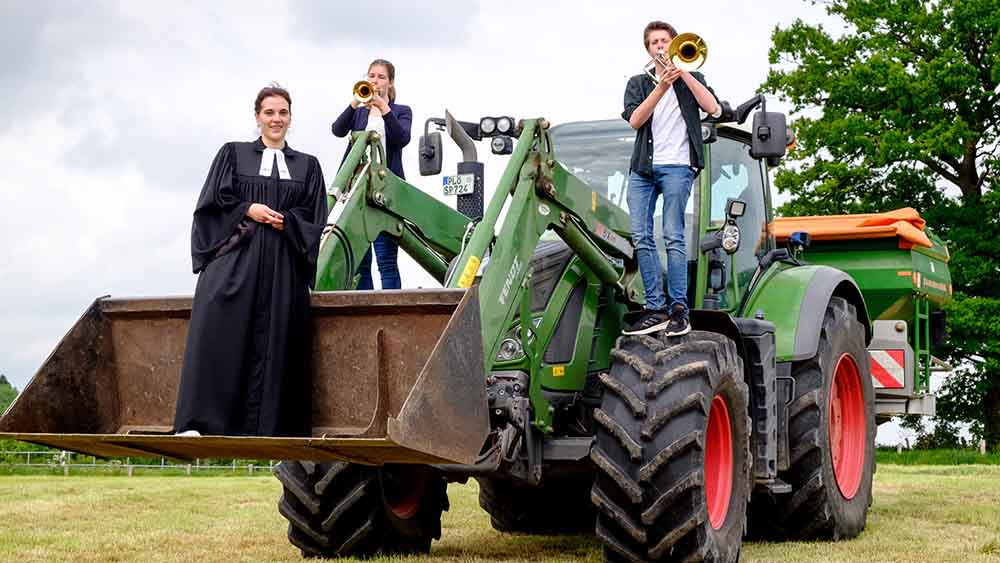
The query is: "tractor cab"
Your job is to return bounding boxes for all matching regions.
[549,96,789,314]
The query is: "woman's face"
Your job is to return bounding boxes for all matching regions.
[367,64,391,97]
[256,96,291,145]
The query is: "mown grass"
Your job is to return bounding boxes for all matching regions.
[0,464,997,562]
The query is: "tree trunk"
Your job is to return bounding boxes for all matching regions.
[958,141,982,206]
[983,372,1000,454]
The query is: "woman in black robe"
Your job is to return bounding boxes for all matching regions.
[173,85,328,437]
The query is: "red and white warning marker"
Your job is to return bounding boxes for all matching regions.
[870,350,905,389]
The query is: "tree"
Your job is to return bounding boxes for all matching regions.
[0,375,16,414]
[0,375,32,461]
[763,0,1000,450]
[899,414,967,449]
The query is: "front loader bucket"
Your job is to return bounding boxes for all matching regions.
[0,288,489,465]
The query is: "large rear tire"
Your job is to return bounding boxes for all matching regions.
[477,473,596,534]
[274,461,448,558]
[747,296,875,540]
[592,330,751,562]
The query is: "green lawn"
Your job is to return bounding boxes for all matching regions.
[0,464,997,562]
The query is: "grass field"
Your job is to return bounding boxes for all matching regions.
[0,464,998,562]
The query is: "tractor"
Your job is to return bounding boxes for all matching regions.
[0,95,950,562]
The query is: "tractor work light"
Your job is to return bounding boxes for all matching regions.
[496,116,514,135]
[479,117,497,136]
[497,338,523,362]
[495,318,542,362]
[491,135,514,155]
[721,223,741,253]
[789,230,811,249]
[479,116,516,137]
[726,199,746,218]
[701,123,717,143]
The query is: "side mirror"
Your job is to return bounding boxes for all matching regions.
[419,132,443,176]
[708,255,727,291]
[766,126,797,167]
[749,111,788,160]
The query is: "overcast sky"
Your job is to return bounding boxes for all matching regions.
[9,0,922,442]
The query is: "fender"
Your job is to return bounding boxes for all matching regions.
[690,309,743,354]
[742,264,870,362]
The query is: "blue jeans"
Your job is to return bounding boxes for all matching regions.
[627,165,695,312]
[356,233,401,290]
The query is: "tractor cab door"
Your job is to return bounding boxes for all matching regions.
[697,131,774,311]
[549,120,700,305]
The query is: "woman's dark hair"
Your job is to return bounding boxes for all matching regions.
[643,20,678,48]
[254,83,292,114]
[369,59,397,102]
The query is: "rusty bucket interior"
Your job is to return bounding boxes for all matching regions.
[0,288,489,465]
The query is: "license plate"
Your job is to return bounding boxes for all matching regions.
[443,173,475,196]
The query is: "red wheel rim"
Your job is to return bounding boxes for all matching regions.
[705,394,733,529]
[388,488,422,519]
[829,353,865,499]
[384,469,427,520]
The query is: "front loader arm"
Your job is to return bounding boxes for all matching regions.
[445,119,640,375]
[316,132,473,290]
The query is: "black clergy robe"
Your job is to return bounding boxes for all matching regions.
[173,138,328,437]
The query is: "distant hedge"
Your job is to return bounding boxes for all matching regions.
[876,448,1000,465]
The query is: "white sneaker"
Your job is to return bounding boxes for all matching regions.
[174,429,201,437]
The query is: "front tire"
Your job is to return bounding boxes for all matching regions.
[274,461,448,558]
[748,296,875,540]
[592,330,750,562]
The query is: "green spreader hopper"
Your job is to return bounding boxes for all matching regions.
[774,207,950,419]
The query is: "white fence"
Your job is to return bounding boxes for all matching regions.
[0,450,276,476]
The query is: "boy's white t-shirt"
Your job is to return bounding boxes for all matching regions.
[651,88,690,166]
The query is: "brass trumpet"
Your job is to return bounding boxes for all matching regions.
[353,80,375,105]
[644,32,708,83]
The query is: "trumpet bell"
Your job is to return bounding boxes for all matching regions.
[668,32,707,72]
[353,80,375,104]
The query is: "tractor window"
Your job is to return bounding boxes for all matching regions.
[550,120,697,257]
[550,123,635,211]
[707,135,769,310]
[709,138,764,226]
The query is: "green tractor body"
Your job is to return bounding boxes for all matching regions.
[0,99,950,561]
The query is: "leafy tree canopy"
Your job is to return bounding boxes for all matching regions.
[763,0,1000,449]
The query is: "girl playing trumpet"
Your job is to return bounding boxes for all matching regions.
[331,58,413,290]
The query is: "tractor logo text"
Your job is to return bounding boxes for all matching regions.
[499,256,522,306]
